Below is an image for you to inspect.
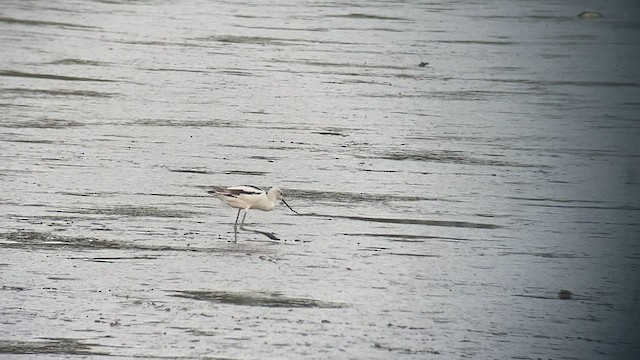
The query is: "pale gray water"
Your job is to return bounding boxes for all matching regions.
[1,0,639,359]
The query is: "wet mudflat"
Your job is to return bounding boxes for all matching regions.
[1,0,639,359]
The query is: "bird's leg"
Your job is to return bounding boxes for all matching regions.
[239,210,248,230]
[233,209,242,242]
[238,210,280,241]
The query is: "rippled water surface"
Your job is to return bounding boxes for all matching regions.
[1,0,639,359]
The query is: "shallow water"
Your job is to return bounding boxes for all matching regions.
[1,0,639,359]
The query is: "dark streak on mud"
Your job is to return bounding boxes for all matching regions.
[302,213,500,229]
[0,338,106,356]
[170,290,348,309]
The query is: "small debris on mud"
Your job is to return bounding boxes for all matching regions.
[558,289,573,300]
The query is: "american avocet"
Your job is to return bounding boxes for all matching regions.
[208,185,298,242]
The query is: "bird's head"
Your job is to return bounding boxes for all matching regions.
[268,187,299,214]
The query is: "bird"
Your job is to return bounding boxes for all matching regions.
[208,185,298,242]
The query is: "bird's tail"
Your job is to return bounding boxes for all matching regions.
[207,185,227,196]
